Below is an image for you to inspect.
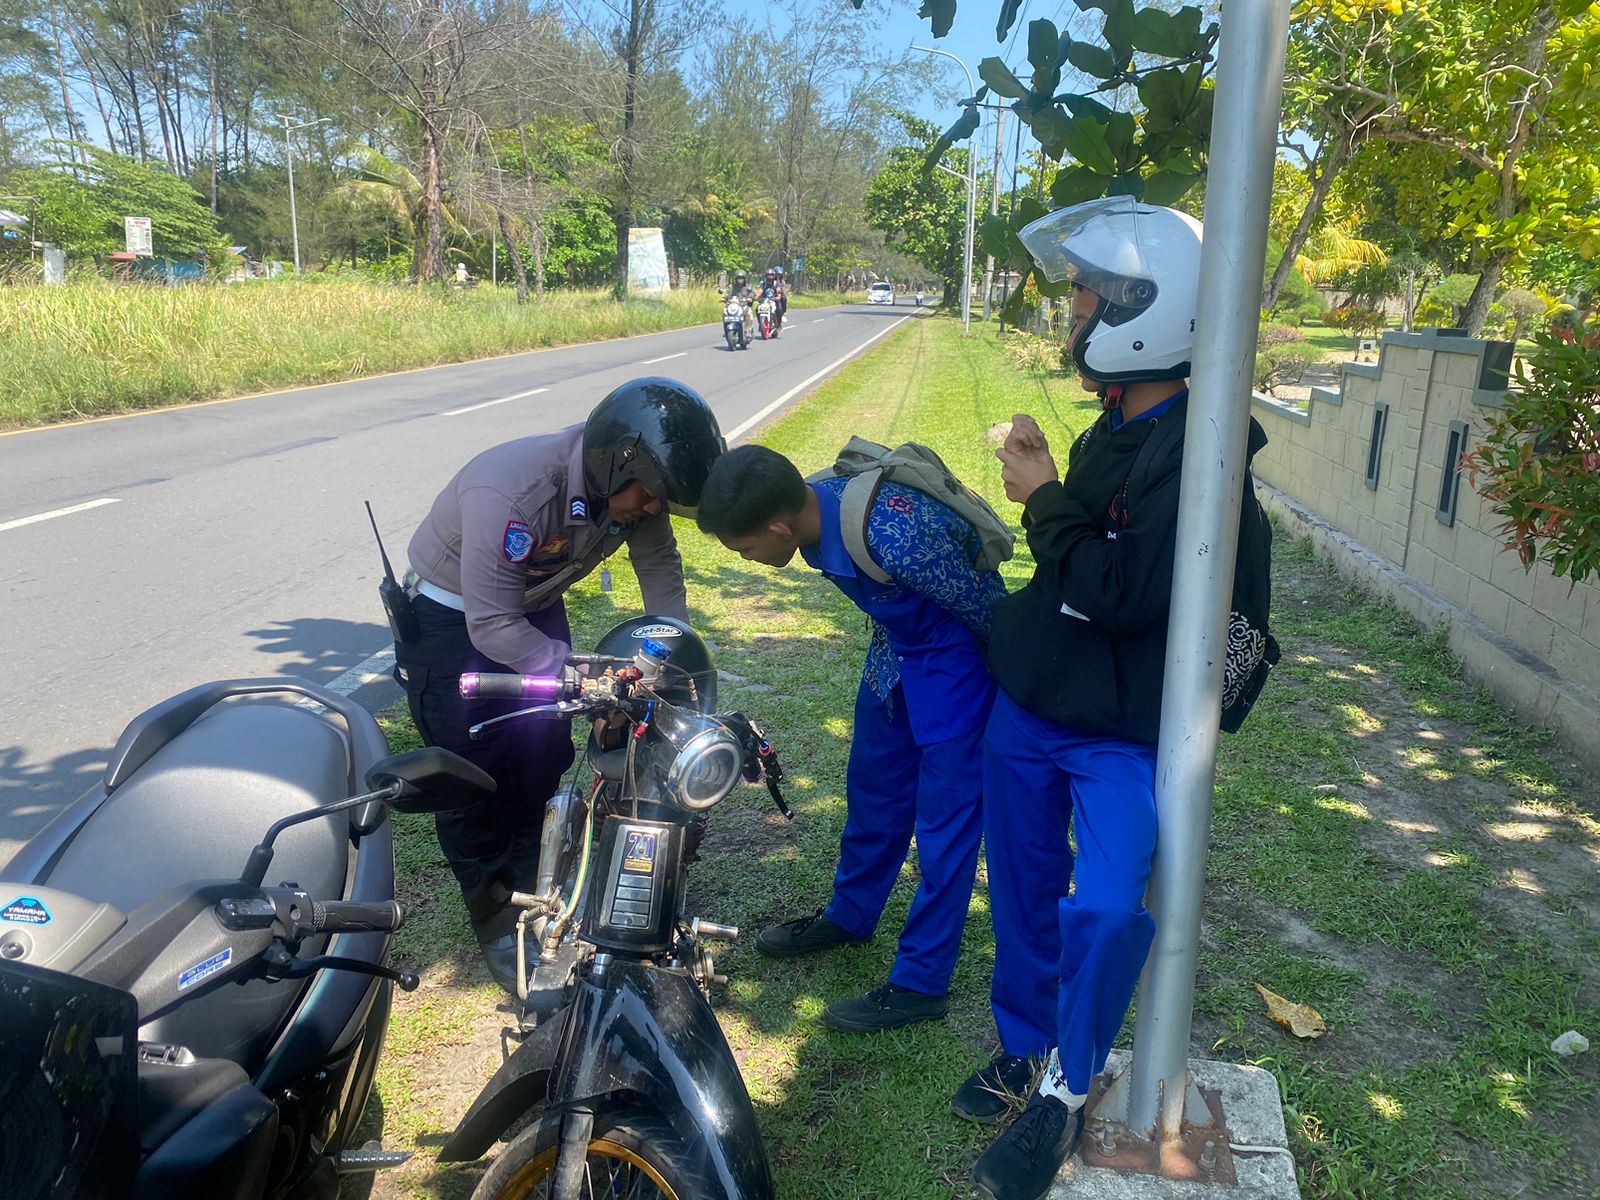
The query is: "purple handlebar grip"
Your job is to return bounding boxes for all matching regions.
[458,673,564,700]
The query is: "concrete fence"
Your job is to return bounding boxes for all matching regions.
[1249,329,1600,767]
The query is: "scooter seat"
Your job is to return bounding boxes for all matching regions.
[45,700,356,1069]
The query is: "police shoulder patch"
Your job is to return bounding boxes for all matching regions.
[570,497,588,521]
[503,519,534,563]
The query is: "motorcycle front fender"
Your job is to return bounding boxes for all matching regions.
[435,1010,565,1163]
[553,962,773,1200]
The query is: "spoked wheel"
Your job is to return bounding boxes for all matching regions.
[473,1113,712,1200]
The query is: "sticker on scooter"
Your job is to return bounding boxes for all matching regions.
[623,830,657,875]
[630,624,681,639]
[0,896,51,925]
[178,947,233,990]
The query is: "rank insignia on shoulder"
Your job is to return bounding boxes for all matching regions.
[503,519,534,563]
[570,497,588,520]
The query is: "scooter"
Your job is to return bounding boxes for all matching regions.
[437,616,789,1200]
[0,678,493,1200]
[756,295,779,340]
[722,298,751,351]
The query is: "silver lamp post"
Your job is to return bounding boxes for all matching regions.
[280,115,330,276]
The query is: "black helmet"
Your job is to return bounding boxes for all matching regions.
[593,615,718,713]
[582,379,726,515]
[734,269,748,281]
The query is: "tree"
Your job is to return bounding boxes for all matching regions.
[864,114,969,303]
[15,141,220,255]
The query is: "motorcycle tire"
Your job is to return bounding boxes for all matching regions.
[725,328,736,352]
[472,1111,713,1200]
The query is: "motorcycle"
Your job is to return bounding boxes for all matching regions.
[437,615,791,1200]
[0,678,493,1200]
[722,298,751,351]
[756,295,779,340]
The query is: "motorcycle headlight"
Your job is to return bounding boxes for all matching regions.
[665,724,744,811]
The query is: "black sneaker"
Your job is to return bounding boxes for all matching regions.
[970,1093,1084,1200]
[951,1054,1040,1125]
[822,983,949,1033]
[755,908,869,958]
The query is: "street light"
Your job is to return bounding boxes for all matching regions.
[912,45,977,335]
[280,115,329,275]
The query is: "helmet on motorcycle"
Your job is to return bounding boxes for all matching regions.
[1018,196,1202,385]
[583,379,726,516]
[592,615,718,713]
[775,267,785,277]
[734,269,748,282]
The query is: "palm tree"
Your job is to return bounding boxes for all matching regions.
[333,147,461,282]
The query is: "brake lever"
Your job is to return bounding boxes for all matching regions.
[261,944,419,991]
[470,700,592,739]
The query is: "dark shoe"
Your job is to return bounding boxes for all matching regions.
[755,908,869,958]
[951,1054,1040,1125]
[822,983,949,1033]
[971,1093,1084,1200]
[480,934,535,996]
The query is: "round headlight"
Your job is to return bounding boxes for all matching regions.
[666,726,744,811]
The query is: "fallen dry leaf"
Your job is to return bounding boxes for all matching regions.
[1254,982,1328,1039]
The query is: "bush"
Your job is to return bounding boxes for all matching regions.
[1326,304,1387,338]
[1001,330,1063,375]
[1466,315,1600,584]
[1295,300,1325,326]
[1255,344,1321,393]
[1259,322,1306,350]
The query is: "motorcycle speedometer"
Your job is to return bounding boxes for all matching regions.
[665,725,744,811]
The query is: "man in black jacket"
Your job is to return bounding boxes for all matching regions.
[958,198,1270,1200]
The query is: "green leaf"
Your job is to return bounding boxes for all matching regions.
[996,0,1025,41]
[1106,173,1143,198]
[980,213,1014,263]
[926,107,980,171]
[1061,115,1117,173]
[1025,106,1074,160]
[1137,67,1187,132]
[1063,38,1118,80]
[1129,6,1205,57]
[1062,94,1116,123]
[917,0,957,38]
[1013,196,1050,228]
[1105,110,1137,165]
[1101,0,1137,62]
[1028,19,1063,96]
[1036,267,1073,298]
[1051,164,1111,206]
[978,57,1030,100]
[1003,278,1030,323]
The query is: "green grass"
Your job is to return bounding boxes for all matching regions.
[0,278,732,428]
[363,314,1599,1200]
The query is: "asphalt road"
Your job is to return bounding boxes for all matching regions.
[0,301,919,865]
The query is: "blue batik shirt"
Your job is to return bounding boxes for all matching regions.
[800,477,1008,745]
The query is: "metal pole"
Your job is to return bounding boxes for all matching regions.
[913,45,977,335]
[1125,0,1290,1146]
[492,223,498,287]
[982,105,1003,322]
[282,116,301,276]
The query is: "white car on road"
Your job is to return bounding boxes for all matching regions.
[868,281,895,305]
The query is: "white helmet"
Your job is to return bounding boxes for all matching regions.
[1018,196,1202,385]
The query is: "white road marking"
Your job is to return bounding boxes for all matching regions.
[812,318,827,323]
[642,352,688,365]
[726,311,918,443]
[326,646,398,695]
[0,497,121,533]
[441,387,548,417]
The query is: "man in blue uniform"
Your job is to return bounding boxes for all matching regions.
[695,444,1006,1031]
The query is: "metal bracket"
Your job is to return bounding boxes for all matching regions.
[1081,1062,1237,1185]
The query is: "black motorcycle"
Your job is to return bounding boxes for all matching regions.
[437,616,790,1200]
[0,678,494,1200]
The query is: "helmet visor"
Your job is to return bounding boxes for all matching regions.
[1018,195,1160,309]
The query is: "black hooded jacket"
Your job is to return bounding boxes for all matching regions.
[986,394,1271,744]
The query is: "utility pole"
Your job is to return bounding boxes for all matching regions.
[913,46,976,335]
[981,104,1004,323]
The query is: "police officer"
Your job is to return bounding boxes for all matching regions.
[397,378,725,993]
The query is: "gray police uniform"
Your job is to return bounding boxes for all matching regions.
[396,422,688,942]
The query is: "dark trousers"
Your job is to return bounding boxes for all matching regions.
[394,595,576,941]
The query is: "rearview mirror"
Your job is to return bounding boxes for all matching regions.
[365,748,497,814]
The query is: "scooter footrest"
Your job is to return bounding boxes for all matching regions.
[335,1144,413,1173]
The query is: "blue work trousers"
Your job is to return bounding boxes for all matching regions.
[983,690,1158,1095]
[823,681,987,997]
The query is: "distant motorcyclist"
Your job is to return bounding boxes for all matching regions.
[758,269,787,331]
[725,269,755,305]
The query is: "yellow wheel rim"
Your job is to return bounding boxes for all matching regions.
[493,1136,682,1200]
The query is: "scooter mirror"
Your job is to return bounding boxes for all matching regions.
[365,748,497,814]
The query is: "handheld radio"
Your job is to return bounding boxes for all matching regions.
[365,501,420,644]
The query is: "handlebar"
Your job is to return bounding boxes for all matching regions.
[459,672,572,701]
[311,899,406,933]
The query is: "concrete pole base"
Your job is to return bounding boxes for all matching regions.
[1048,1052,1301,1200]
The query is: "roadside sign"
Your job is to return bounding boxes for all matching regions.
[124,217,153,256]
